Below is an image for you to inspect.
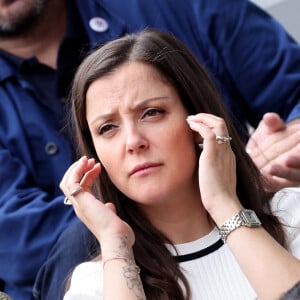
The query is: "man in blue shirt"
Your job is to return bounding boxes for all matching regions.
[0,0,300,299]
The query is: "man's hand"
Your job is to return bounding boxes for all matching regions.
[246,113,300,192]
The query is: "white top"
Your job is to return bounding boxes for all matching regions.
[64,187,300,300]
[251,0,286,9]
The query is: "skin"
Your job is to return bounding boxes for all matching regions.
[247,113,300,191]
[0,0,46,35]
[60,61,300,299]
[85,61,215,242]
[0,0,66,67]
[1,1,299,188]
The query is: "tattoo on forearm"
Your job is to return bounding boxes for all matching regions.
[122,262,144,299]
[114,235,145,299]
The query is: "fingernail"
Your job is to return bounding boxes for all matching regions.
[245,148,252,154]
[186,115,196,120]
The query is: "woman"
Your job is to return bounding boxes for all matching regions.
[60,30,300,299]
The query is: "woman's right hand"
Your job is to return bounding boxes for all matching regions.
[60,156,135,252]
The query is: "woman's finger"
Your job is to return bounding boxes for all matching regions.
[60,157,99,201]
[80,162,101,189]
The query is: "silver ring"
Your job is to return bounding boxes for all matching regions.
[64,196,72,205]
[216,135,232,144]
[63,186,82,206]
[70,186,82,197]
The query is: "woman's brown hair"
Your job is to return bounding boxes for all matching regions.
[70,29,285,299]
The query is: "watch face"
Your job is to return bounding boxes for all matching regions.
[240,210,262,227]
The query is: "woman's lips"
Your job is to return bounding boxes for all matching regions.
[129,162,162,176]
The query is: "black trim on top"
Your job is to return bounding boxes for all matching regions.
[173,239,224,263]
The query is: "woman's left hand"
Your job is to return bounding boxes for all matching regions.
[187,113,242,223]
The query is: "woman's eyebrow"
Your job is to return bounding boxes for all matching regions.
[89,96,171,125]
[130,96,171,110]
[90,113,114,126]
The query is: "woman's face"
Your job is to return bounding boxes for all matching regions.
[86,61,198,207]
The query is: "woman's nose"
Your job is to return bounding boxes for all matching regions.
[125,128,148,153]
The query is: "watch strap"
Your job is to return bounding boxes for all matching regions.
[219,209,261,243]
[219,213,243,243]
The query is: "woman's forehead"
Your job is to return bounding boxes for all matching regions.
[86,62,177,112]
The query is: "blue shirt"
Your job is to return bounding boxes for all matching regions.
[0,0,300,299]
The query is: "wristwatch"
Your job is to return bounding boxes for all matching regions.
[219,209,262,243]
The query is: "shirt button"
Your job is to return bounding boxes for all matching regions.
[45,142,58,155]
[89,17,109,32]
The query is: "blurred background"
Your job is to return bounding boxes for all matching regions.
[251,0,300,42]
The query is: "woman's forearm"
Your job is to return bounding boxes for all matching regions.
[101,236,146,300]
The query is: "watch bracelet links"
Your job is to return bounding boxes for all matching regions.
[219,213,243,243]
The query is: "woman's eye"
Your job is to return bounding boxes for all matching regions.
[98,124,116,135]
[142,108,165,119]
